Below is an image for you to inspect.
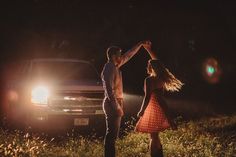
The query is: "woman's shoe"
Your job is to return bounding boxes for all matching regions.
[151,146,164,157]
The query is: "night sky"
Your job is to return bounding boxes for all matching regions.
[0,1,235,104]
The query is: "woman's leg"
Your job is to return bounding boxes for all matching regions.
[150,132,163,157]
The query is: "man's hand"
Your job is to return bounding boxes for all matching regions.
[116,106,124,117]
[137,40,151,48]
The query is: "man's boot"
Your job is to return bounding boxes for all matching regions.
[157,146,164,157]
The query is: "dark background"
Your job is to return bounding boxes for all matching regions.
[0,1,235,114]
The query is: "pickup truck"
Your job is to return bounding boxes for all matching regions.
[1,58,105,132]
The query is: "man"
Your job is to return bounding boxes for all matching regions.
[101,41,151,157]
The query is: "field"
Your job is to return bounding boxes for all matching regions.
[0,113,235,157]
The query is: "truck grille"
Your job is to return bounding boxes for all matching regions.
[49,91,104,114]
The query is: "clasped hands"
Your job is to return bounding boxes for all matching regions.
[140,40,152,50]
[139,40,157,59]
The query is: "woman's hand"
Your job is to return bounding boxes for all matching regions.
[137,110,145,117]
[170,120,177,130]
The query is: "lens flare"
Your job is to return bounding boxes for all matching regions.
[206,65,215,76]
[202,58,222,84]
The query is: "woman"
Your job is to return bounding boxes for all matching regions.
[135,46,183,157]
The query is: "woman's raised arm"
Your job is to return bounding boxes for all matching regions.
[143,43,157,59]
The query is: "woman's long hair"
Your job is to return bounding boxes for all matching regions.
[149,59,183,92]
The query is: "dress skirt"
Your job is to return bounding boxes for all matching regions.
[135,93,170,133]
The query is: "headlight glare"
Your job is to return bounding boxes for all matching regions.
[31,86,49,105]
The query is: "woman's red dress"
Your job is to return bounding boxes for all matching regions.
[135,90,170,133]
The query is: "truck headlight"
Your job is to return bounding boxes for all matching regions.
[31,86,49,105]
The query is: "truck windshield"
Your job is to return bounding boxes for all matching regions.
[31,61,100,81]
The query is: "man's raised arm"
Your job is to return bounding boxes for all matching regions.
[118,41,151,67]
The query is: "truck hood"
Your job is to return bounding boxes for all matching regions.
[53,80,103,92]
[30,80,104,93]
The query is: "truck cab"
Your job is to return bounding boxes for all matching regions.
[2,58,105,132]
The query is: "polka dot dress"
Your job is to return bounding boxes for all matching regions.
[135,93,170,133]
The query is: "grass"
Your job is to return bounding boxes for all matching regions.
[0,114,235,157]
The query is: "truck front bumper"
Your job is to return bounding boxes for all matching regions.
[27,105,105,131]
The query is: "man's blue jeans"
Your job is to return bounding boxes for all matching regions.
[104,115,121,157]
[103,98,123,157]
